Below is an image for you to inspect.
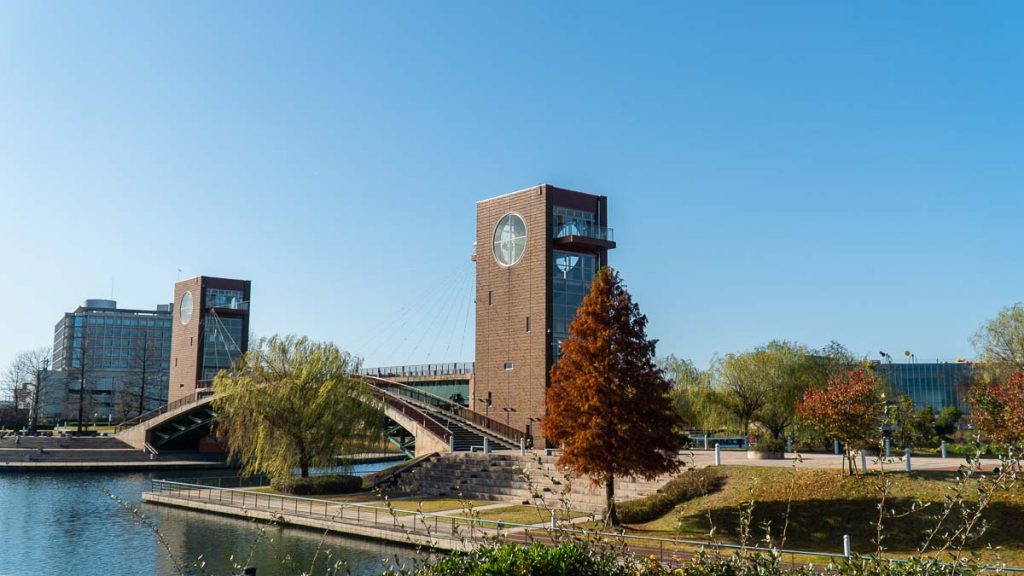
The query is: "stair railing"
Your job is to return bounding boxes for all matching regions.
[364,381,453,446]
[361,376,526,445]
[114,387,215,433]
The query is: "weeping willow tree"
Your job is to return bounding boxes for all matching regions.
[212,335,384,479]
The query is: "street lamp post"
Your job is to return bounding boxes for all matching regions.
[502,407,517,425]
[478,392,492,419]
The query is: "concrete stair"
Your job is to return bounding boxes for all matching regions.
[393,452,672,514]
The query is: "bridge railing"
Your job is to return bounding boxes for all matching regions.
[114,385,215,433]
[363,380,453,444]
[358,363,474,379]
[363,376,525,445]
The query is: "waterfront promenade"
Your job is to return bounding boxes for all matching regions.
[142,449,1004,565]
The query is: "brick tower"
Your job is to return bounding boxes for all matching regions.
[473,185,614,446]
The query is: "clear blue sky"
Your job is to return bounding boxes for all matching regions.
[2,2,1022,373]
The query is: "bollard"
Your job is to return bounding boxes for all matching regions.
[941,440,947,459]
[484,437,490,454]
[834,439,840,455]
[703,435,709,450]
[905,447,911,472]
[885,438,891,458]
[714,443,721,466]
[843,534,851,559]
[860,450,867,474]
[550,508,557,529]
[448,435,454,452]
[786,437,793,453]
[519,437,526,456]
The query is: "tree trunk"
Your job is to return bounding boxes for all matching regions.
[77,368,85,433]
[605,476,618,527]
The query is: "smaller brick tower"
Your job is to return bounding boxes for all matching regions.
[168,276,251,404]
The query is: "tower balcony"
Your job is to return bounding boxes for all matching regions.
[552,223,616,250]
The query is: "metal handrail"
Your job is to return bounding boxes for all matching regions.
[357,362,474,378]
[362,380,453,443]
[114,386,215,432]
[363,376,525,445]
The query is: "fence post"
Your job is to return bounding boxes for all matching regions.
[833,439,840,455]
[843,534,851,559]
[714,443,721,466]
[904,447,912,472]
[885,437,891,458]
[941,439,948,459]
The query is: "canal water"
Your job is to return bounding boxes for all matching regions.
[0,464,424,576]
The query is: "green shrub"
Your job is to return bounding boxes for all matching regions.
[270,474,363,495]
[617,467,724,524]
[390,543,978,576]
[411,542,643,576]
[751,437,787,453]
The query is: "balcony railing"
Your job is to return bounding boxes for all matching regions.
[553,222,614,242]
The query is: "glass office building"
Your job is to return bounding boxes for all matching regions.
[51,299,172,420]
[873,362,970,412]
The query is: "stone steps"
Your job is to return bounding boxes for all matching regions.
[394,452,671,513]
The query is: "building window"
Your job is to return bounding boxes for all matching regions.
[552,250,596,359]
[526,316,531,332]
[504,362,514,370]
[552,206,597,239]
[206,288,246,310]
[488,291,492,306]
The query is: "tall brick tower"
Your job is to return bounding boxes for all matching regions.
[168,276,251,404]
[473,185,614,445]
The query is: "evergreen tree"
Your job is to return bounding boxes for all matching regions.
[544,267,684,526]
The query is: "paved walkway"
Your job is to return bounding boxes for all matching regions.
[683,449,1002,472]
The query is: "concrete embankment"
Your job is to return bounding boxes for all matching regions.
[0,436,231,472]
[142,485,493,552]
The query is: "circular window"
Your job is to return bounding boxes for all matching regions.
[492,213,527,267]
[179,291,194,325]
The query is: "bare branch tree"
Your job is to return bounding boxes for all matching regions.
[120,324,167,420]
[3,348,53,431]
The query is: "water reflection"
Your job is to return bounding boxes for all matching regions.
[0,467,420,576]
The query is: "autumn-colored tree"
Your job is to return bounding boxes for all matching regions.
[544,267,684,526]
[796,367,882,476]
[969,369,1024,445]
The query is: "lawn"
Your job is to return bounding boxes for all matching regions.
[615,464,1024,567]
[382,497,492,513]
[459,505,591,525]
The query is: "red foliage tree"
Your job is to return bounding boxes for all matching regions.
[969,369,1024,444]
[544,267,684,526]
[796,367,882,475]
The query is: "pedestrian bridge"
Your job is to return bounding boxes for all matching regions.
[115,369,525,459]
